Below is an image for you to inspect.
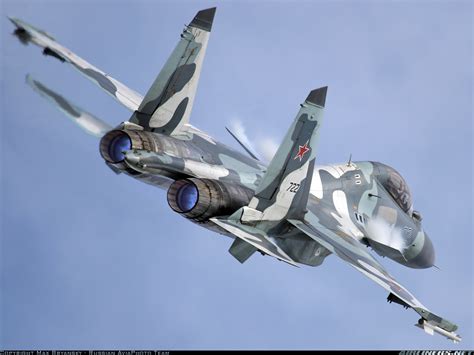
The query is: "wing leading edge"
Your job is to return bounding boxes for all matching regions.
[287,217,461,343]
[9,17,143,111]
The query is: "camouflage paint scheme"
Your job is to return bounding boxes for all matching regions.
[10,7,460,343]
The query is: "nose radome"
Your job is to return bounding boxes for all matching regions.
[410,232,436,269]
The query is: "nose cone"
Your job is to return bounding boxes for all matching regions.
[409,232,435,269]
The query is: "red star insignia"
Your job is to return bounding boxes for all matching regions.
[294,141,310,161]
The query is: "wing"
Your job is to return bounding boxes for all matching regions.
[211,217,298,267]
[9,17,143,111]
[11,8,215,136]
[26,74,111,137]
[287,215,461,342]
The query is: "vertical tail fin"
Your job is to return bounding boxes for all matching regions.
[130,8,216,135]
[246,87,327,222]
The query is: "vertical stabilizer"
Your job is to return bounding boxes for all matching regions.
[246,87,327,222]
[130,8,216,135]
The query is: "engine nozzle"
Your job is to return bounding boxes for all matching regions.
[105,131,131,163]
[167,178,253,222]
[99,129,157,164]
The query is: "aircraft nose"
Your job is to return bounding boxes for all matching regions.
[409,232,435,269]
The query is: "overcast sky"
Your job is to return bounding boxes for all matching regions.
[1,0,472,350]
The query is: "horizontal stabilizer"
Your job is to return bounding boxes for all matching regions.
[26,74,111,137]
[228,238,257,263]
[211,217,298,267]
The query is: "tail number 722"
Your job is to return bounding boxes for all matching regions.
[287,182,300,193]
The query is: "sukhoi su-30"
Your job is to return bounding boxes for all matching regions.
[9,7,461,342]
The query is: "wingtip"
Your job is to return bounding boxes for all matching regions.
[25,74,41,89]
[8,16,26,30]
[8,16,18,25]
[306,86,328,107]
[189,7,217,32]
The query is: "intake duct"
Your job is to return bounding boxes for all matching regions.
[167,178,253,222]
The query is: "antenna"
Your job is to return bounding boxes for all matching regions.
[347,153,352,167]
[225,126,260,161]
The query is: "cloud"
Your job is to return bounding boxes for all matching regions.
[229,119,280,163]
[256,137,279,162]
[228,119,256,153]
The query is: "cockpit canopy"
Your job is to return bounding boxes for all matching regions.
[372,162,413,213]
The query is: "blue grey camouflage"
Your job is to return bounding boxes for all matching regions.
[10,6,460,343]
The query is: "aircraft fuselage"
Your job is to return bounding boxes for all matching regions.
[99,127,434,269]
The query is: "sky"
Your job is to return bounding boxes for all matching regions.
[1,0,472,350]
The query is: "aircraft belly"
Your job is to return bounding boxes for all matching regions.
[131,173,174,190]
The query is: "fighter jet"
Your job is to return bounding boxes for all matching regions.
[9,7,461,343]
